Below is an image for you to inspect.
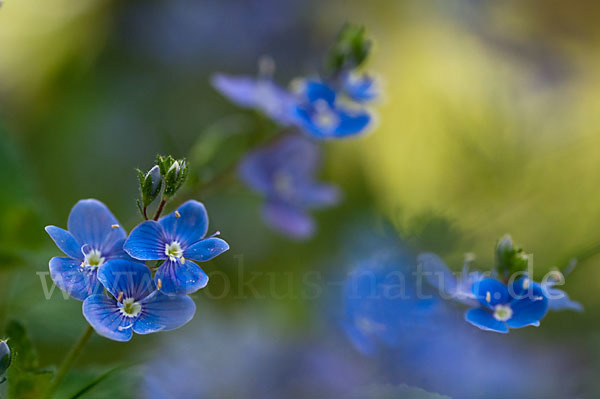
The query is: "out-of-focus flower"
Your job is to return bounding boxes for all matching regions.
[124,200,228,295]
[542,268,583,312]
[239,134,340,239]
[45,199,133,301]
[294,80,372,140]
[0,340,10,376]
[465,277,548,334]
[212,74,298,125]
[341,72,378,102]
[83,260,195,342]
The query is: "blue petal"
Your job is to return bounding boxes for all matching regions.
[49,257,103,301]
[133,292,196,334]
[507,282,549,328]
[184,237,229,262]
[465,308,509,333]
[155,259,209,295]
[104,238,133,260]
[97,260,154,301]
[301,184,341,209]
[211,74,297,125]
[67,199,127,251]
[333,110,371,138]
[124,221,167,261]
[417,253,458,298]
[45,226,82,260]
[304,80,336,106]
[82,295,133,342]
[472,278,509,308]
[159,201,208,248]
[545,287,583,312]
[343,73,378,102]
[262,201,315,240]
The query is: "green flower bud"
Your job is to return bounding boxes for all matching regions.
[495,234,528,279]
[162,158,188,198]
[138,165,163,207]
[0,340,10,376]
[325,23,372,76]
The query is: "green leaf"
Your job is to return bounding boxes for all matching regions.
[5,320,53,399]
[67,366,122,399]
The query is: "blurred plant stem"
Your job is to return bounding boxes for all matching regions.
[44,325,94,399]
[152,199,167,220]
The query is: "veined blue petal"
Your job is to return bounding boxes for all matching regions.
[159,201,208,248]
[472,278,509,308]
[304,80,336,106]
[184,238,229,262]
[82,295,133,342]
[45,226,83,260]
[465,308,509,334]
[507,282,549,328]
[97,260,154,301]
[155,259,209,295]
[67,199,126,251]
[133,292,196,334]
[49,257,103,301]
[263,201,314,240]
[124,221,167,261]
[104,238,133,260]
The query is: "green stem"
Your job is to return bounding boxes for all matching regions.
[44,325,94,399]
[153,199,167,221]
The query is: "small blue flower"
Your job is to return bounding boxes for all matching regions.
[465,277,549,334]
[124,200,229,295]
[45,199,133,301]
[239,134,340,239]
[83,260,195,342]
[212,74,298,125]
[542,269,583,312]
[341,72,378,102]
[294,80,372,140]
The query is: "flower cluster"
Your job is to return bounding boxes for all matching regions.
[212,24,377,140]
[419,235,581,333]
[46,199,228,341]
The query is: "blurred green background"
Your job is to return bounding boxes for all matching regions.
[1,0,600,397]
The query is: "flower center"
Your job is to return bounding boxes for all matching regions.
[119,297,142,317]
[165,241,183,261]
[493,304,513,322]
[83,249,105,269]
[274,171,294,198]
[313,99,339,131]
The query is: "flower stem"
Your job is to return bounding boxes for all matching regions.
[44,325,94,399]
[153,199,167,221]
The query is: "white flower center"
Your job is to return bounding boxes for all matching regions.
[313,99,339,131]
[83,249,105,269]
[165,241,183,261]
[493,304,513,322]
[119,297,142,317]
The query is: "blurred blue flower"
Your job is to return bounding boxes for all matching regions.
[45,199,132,301]
[212,74,298,125]
[294,80,372,140]
[465,277,548,334]
[0,340,10,376]
[124,200,228,295]
[83,260,195,342]
[542,269,583,312]
[341,72,378,102]
[239,134,340,239]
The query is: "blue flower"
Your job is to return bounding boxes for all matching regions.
[542,269,583,312]
[294,80,372,139]
[83,260,195,342]
[123,200,229,295]
[0,340,10,376]
[465,277,549,334]
[212,74,298,125]
[239,134,340,239]
[45,199,133,301]
[341,72,378,102]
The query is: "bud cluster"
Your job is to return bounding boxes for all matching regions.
[325,23,372,76]
[136,155,189,218]
[495,234,529,280]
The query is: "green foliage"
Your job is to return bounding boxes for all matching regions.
[325,23,372,76]
[137,165,162,208]
[495,234,529,280]
[5,320,52,399]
